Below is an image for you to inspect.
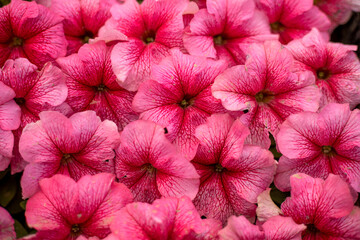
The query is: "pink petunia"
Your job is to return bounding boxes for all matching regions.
[286,28,360,108]
[275,103,360,192]
[100,0,189,91]
[218,215,306,240]
[49,0,123,55]
[0,58,68,174]
[132,48,228,160]
[256,0,331,44]
[110,196,221,240]
[0,207,16,240]
[183,0,277,67]
[0,82,21,171]
[115,120,199,203]
[19,110,120,198]
[314,0,360,27]
[0,0,67,68]
[191,114,276,224]
[281,173,360,239]
[57,41,138,131]
[212,41,321,148]
[25,173,133,239]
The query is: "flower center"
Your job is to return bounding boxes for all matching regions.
[322,145,336,157]
[179,95,194,109]
[96,84,107,92]
[10,37,24,47]
[313,0,322,5]
[137,0,144,3]
[214,163,225,173]
[316,68,331,80]
[81,31,94,44]
[270,22,285,33]
[213,35,227,45]
[71,224,81,236]
[143,163,156,174]
[142,30,156,44]
[61,154,72,165]
[255,90,274,104]
[304,224,319,236]
[14,97,26,106]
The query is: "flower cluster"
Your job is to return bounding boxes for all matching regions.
[0,0,360,239]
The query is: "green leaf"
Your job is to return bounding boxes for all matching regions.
[0,175,17,207]
[20,200,27,210]
[14,220,28,238]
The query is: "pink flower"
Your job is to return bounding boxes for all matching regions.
[0,58,68,174]
[183,0,277,67]
[212,41,321,148]
[191,114,276,224]
[57,41,138,131]
[25,173,133,239]
[275,103,360,192]
[218,215,306,240]
[281,173,360,239]
[115,120,199,203]
[286,28,360,108]
[110,196,222,239]
[256,0,331,44]
[315,0,360,27]
[133,49,228,160]
[0,0,67,68]
[101,0,189,91]
[0,207,15,240]
[49,0,123,55]
[0,82,21,171]
[19,110,120,198]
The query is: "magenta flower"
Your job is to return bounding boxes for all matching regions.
[0,58,68,174]
[110,196,221,239]
[25,173,133,239]
[281,173,360,239]
[218,215,305,240]
[286,28,360,108]
[101,0,189,91]
[0,82,21,171]
[191,114,276,224]
[183,0,277,67]
[0,0,67,68]
[315,0,360,27]
[19,110,120,198]
[275,103,360,192]
[49,0,122,55]
[133,49,228,160]
[212,41,321,148]
[115,120,199,203]
[57,41,138,131]
[256,0,331,44]
[0,207,15,240]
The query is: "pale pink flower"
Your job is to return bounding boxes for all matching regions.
[0,82,21,171]
[218,215,306,240]
[0,207,15,240]
[281,173,360,239]
[49,0,124,55]
[110,196,221,240]
[57,41,138,131]
[0,58,68,174]
[0,0,67,68]
[256,0,331,44]
[315,0,360,27]
[19,110,120,198]
[191,114,276,224]
[25,173,133,239]
[183,0,277,67]
[275,103,360,192]
[101,0,189,91]
[212,41,321,148]
[133,49,228,160]
[286,28,360,108]
[115,120,199,203]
